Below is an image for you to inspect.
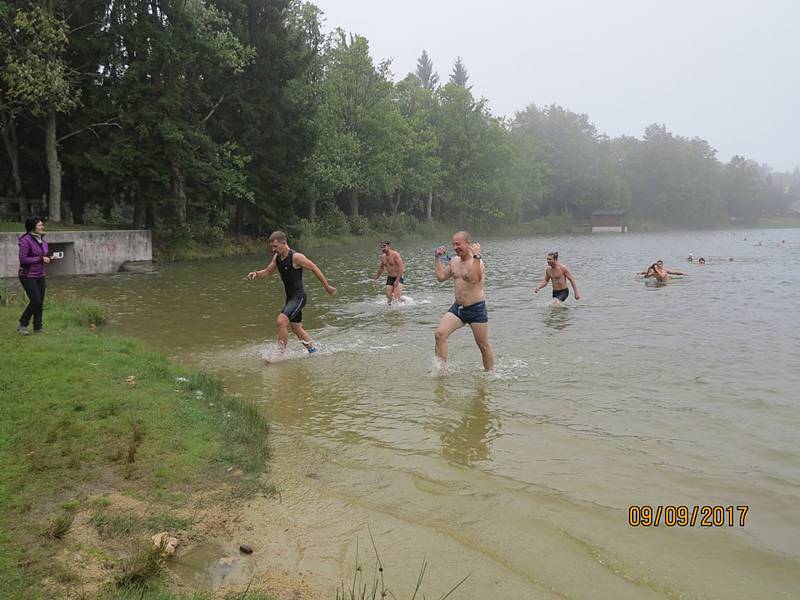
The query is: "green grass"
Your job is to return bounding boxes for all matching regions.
[0,298,271,598]
[153,234,266,262]
[758,216,800,228]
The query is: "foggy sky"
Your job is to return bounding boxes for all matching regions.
[311,0,799,172]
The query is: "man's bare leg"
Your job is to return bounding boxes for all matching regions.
[469,323,495,371]
[434,312,465,367]
[290,322,315,352]
[275,313,290,356]
[392,283,403,302]
[384,285,393,304]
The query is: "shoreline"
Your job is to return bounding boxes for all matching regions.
[0,298,318,598]
[3,217,798,265]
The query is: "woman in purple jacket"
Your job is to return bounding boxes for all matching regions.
[18,216,54,335]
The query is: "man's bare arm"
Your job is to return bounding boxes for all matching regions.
[434,248,452,282]
[565,267,581,300]
[374,258,385,281]
[465,243,484,283]
[395,252,405,276]
[294,253,337,295]
[666,269,686,275]
[247,255,277,280]
[534,271,550,293]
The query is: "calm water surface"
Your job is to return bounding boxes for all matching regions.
[54,229,800,599]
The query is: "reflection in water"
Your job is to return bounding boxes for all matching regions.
[434,380,501,466]
[542,305,574,331]
[381,307,407,328]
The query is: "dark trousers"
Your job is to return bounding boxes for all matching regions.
[19,276,46,330]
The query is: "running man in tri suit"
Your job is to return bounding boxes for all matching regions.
[434,231,494,372]
[373,240,405,304]
[247,231,336,358]
[534,251,581,305]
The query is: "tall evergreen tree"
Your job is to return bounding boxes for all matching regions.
[415,49,439,91]
[449,56,469,88]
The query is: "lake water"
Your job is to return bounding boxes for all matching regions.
[53,229,800,599]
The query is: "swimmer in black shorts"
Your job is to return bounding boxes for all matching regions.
[247,231,336,358]
[534,251,580,306]
[374,241,405,304]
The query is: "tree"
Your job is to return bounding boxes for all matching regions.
[614,124,722,227]
[212,0,324,231]
[449,56,470,88]
[721,156,768,223]
[0,4,80,221]
[313,30,405,216]
[512,104,628,218]
[414,49,439,91]
[394,74,442,218]
[80,0,255,231]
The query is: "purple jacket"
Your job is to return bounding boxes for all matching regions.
[18,233,49,278]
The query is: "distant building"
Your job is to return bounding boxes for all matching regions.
[591,209,627,233]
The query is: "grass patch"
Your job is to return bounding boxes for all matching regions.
[43,509,76,540]
[758,216,800,228]
[91,509,192,539]
[114,543,164,588]
[154,234,265,262]
[0,300,271,597]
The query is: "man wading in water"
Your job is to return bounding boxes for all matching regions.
[247,231,336,360]
[434,231,494,372]
[374,240,405,304]
[534,251,581,306]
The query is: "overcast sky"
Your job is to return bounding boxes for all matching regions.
[311,0,799,172]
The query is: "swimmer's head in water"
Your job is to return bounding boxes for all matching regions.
[546,251,559,266]
[698,257,706,264]
[656,260,664,267]
[269,230,288,253]
[452,231,471,257]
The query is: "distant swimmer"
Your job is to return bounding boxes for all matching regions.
[434,231,494,372]
[534,251,581,306]
[639,259,685,277]
[643,261,686,283]
[247,231,336,359]
[374,240,405,305]
[698,257,706,265]
[687,253,694,262]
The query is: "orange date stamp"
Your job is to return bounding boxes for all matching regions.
[628,505,749,527]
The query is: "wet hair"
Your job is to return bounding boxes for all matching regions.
[268,231,287,243]
[547,251,559,260]
[453,230,471,242]
[381,240,391,246]
[25,216,43,233]
[698,257,706,264]
[656,259,663,265]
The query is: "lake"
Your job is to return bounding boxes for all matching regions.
[53,228,800,599]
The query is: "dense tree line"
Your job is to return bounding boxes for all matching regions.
[1,0,798,239]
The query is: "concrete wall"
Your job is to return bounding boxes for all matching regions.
[1,230,152,278]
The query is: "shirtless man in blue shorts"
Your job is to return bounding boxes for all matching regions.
[434,231,494,371]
